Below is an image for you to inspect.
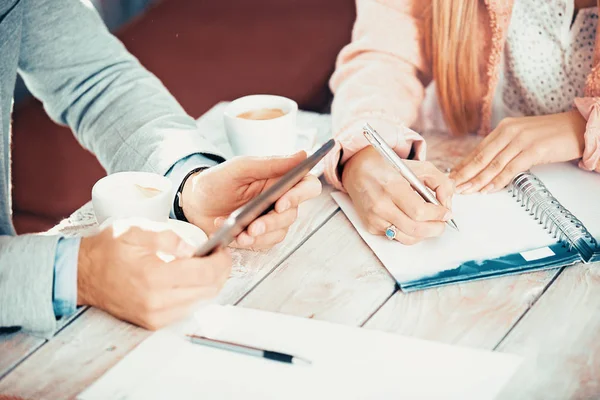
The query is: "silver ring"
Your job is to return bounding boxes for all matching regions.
[385,225,398,241]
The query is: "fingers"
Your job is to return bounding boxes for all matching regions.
[274,175,322,212]
[247,208,298,237]
[389,180,451,223]
[216,207,300,249]
[457,142,522,194]
[233,229,289,250]
[419,170,456,209]
[366,214,421,245]
[451,123,515,187]
[117,223,196,258]
[233,151,307,180]
[482,152,534,192]
[364,197,446,244]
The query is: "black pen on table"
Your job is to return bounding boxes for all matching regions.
[362,123,459,232]
[186,334,312,366]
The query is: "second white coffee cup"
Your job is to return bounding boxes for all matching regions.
[224,95,314,157]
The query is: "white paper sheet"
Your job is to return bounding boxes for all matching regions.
[79,305,521,400]
[332,189,555,282]
[532,162,600,238]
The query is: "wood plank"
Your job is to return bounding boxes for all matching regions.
[364,269,559,349]
[216,181,338,304]
[0,308,150,399]
[496,263,600,400]
[0,307,88,381]
[0,332,44,381]
[239,212,397,326]
[0,186,338,399]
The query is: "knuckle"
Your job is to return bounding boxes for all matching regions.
[369,200,387,217]
[473,152,486,166]
[142,314,162,331]
[412,222,430,238]
[276,231,287,244]
[411,206,427,222]
[489,158,503,171]
[525,148,542,163]
[141,295,160,313]
[402,220,419,236]
[140,271,155,290]
[511,134,526,148]
[366,223,379,235]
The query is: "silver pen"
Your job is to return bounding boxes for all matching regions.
[186,334,312,366]
[362,123,459,232]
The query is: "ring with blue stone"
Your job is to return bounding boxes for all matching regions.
[385,225,398,241]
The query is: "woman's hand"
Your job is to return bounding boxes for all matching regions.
[450,111,586,194]
[342,147,454,245]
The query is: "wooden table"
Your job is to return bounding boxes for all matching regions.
[1,108,599,400]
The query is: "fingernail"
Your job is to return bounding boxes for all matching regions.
[443,211,452,221]
[279,200,290,212]
[214,217,224,228]
[481,184,495,194]
[456,183,472,194]
[447,195,453,209]
[238,234,254,246]
[251,222,265,236]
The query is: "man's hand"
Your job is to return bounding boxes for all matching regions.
[77,219,231,330]
[181,151,322,250]
[450,111,586,194]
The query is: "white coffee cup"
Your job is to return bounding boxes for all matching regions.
[224,95,315,157]
[92,172,173,224]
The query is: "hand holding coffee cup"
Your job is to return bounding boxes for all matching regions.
[224,95,316,157]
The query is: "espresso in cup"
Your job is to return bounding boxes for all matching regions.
[237,108,287,121]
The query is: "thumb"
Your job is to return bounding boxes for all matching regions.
[236,151,307,180]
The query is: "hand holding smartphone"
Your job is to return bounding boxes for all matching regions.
[194,139,335,257]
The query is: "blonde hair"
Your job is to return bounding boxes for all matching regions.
[424,0,481,135]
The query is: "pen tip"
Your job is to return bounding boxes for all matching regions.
[448,220,460,232]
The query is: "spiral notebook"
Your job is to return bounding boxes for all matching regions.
[332,162,600,291]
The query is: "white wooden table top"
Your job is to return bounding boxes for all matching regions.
[1,106,599,400]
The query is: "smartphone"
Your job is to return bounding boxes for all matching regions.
[194,139,335,257]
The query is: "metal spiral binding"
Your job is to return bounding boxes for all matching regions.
[509,172,598,262]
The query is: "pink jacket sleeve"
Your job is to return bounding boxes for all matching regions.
[324,0,431,191]
[574,97,600,172]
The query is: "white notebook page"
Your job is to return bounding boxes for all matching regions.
[531,162,600,238]
[332,189,555,282]
[79,305,521,400]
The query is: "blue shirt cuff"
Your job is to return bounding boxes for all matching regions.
[165,154,219,219]
[53,236,81,318]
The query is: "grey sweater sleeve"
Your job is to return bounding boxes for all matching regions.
[4,0,225,336]
[18,0,225,176]
[0,235,59,337]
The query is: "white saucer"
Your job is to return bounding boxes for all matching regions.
[166,219,207,247]
[97,217,207,247]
